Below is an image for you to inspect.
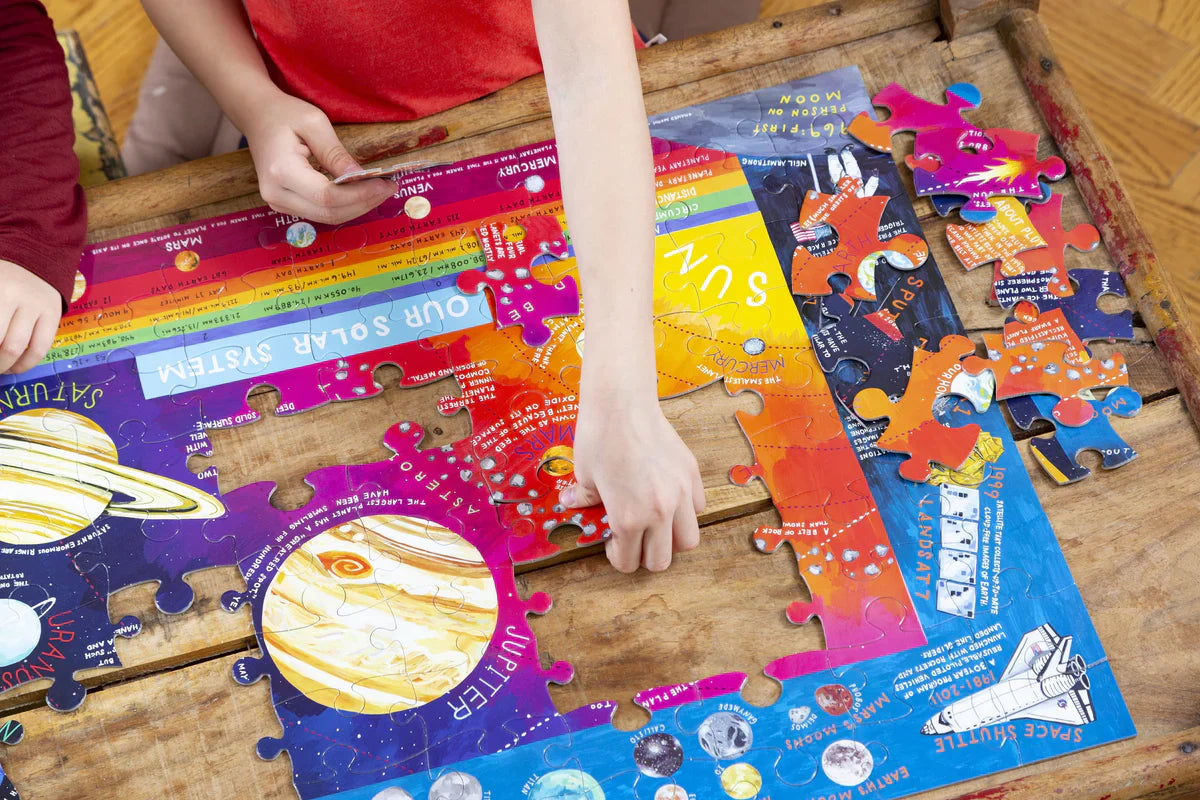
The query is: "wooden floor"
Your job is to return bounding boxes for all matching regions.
[43,0,1200,321]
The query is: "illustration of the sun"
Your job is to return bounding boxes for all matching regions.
[0,408,225,546]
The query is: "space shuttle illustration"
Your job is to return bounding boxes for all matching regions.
[920,624,1096,735]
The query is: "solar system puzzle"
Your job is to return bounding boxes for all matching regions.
[0,66,1136,799]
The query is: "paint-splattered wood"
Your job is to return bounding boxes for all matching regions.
[1000,9,1200,431]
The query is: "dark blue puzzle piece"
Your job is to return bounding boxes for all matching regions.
[994,268,1133,342]
[1007,386,1142,484]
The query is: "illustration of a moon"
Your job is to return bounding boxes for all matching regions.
[370,787,413,800]
[719,763,761,799]
[429,771,482,800]
[527,769,604,800]
[633,732,684,777]
[698,711,753,759]
[524,175,546,193]
[815,684,854,715]
[822,739,873,787]
[262,514,499,715]
[654,786,688,800]
[0,597,53,665]
[789,706,812,725]
[0,409,226,545]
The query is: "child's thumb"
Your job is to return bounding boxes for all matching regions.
[559,481,601,509]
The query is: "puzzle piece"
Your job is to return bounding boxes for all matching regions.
[994,269,1133,343]
[945,196,1047,274]
[852,336,984,482]
[1007,387,1142,484]
[907,128,1066,223]
[990,193,1100,297]
[963,333,1129,403]
[791,175,929,300]
[456,215,579,347]
[1002,306,1089,363]
[847,82,984,154]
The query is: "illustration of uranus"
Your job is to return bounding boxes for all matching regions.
[262,514,499,715]
[0,409,225,545]
[0,597,55,665]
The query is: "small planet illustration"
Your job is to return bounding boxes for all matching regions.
[0,597,54,665]
[0,409,226,545]
[633,732,684,778]
[174,250,200,271]
[789,706,812,725]
[815,684,855,715]
[286,221,317,248]
[404,195,431,220]
[429,771,482,800]
[719,763,761,800]
[742,337,765,356]
[70,271,87,303]
[262,514,498,715]
[654,786,689,800]
[539,445,575,478]
[698,711,753,759]
[822,739,873,787]
[370,787,413,800]
[524,175,546,193]
[528,769,604,800]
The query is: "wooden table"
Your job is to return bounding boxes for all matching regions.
[4,2,1200,797]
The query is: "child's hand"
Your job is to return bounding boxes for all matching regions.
[561,392,704,573]
[242,92,395,225]
[0,260,62,373]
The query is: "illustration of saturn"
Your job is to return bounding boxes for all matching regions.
[0,408,225,546]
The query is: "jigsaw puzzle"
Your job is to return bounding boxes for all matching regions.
[0,67,1135,799]
[1007,387,1142,484]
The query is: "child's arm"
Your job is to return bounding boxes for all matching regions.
[140,0,394,224]
[533,0,705,572]
[0,0,88,374]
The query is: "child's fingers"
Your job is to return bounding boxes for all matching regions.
[559,481,602,508]
[10,311,57,374]
[691,465,706,514]
[0,308,32,373]
[605,527,643,574]
[642,521,673,572]
[295,112,362,179]
[278,161,393,219]
[672,503,700,554]
[268,182,388,226]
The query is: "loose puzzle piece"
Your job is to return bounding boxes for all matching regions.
[995,268,1133,343]
[852,336,984,483]
[791,175,929,300]
[945,196,1047,274]
[455,215,578,347]
[1007,387,1142,484]
[963,333,1129,404]
[990,193,1100,297]
[847,82,984,154]
[907,128,1066,223]
[1003,306,1089,363]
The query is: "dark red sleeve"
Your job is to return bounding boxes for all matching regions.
[0,0,86,304]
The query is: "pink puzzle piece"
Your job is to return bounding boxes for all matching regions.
[907,128,1067,223]
[456,215,579,347]
[847,82,986,153]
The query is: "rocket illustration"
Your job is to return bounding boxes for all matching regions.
[920,624,1095,735]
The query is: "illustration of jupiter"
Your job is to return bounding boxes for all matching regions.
[262,514,499,715]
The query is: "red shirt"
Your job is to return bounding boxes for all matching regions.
[0,0,86,303]
[244,0,547,123]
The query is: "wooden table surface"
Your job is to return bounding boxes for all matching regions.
[3,2,1200,798]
